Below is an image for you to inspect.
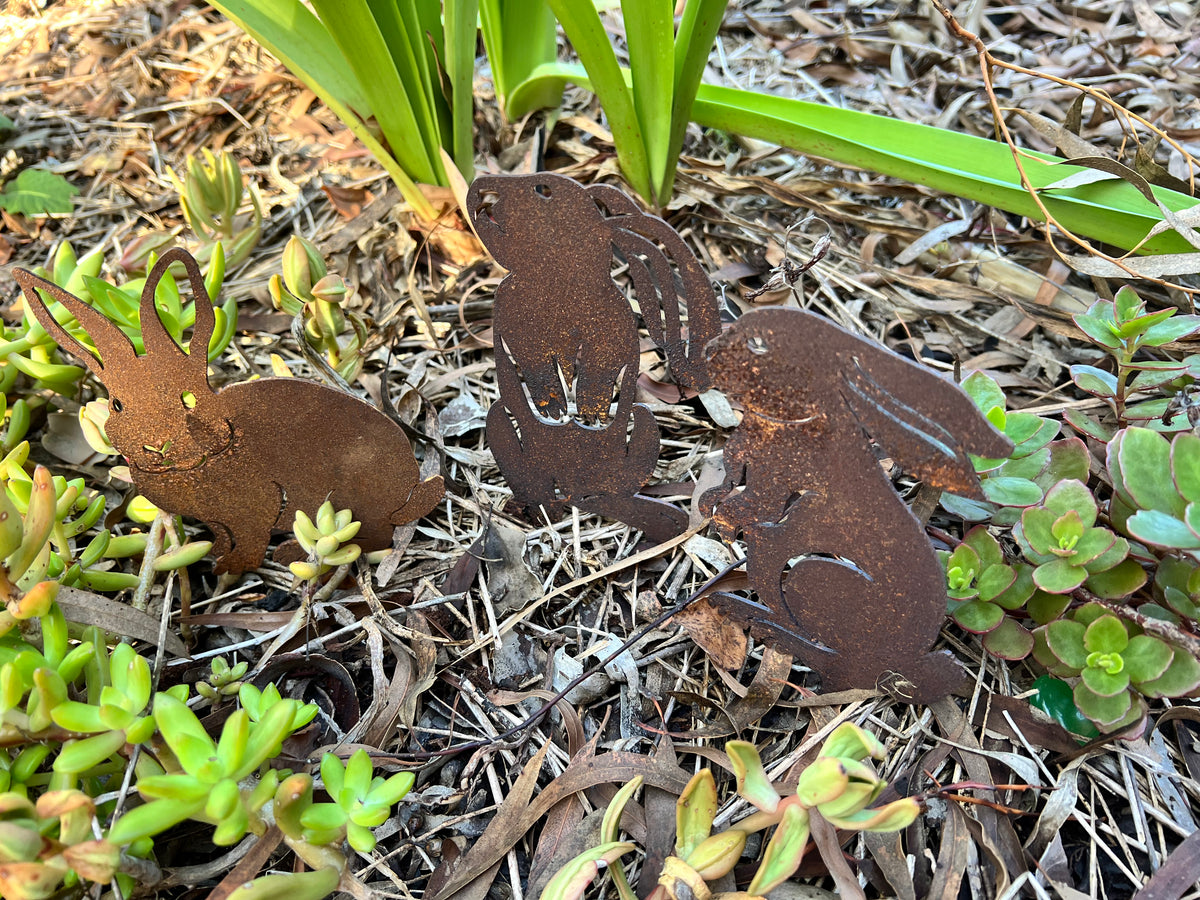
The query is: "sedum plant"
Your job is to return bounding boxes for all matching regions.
[166,149,263,268]
[269,236,369,383]
[943,371,1088,523]
[940,527,1036,660]
[1011,479,1143,600]
[1067,286,1200,440]
[1032,603,1200,733]
[0,790,120,900]
[545,724,919,900]
[289,500,364,584]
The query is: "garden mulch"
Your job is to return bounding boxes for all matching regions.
[1,1,1199,898]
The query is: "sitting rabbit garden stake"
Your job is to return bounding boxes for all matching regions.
[14,248,443,575]
[703,308,1013,702]
[467,173,721,541]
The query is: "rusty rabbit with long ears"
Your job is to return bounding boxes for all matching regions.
[14,248,444,575]
[467,173,720,541]
[703,307,1012,702]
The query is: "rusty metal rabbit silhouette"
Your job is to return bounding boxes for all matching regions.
[13,248,444,575]
[467,174,720,541]
[702,308,1012,701]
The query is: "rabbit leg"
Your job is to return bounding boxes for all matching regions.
[486,402,563,515]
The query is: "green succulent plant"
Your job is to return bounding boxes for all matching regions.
[0,790,120,900]
[1012,478,1144,599]
[1112,427,1200,553]
[1067,286,1200,439]
[940,526,1036,660]
[545,724,919,900]
[1033,603,1200,733]
[289,500,363,584]
[943,371,1088,524]
[166,149,264,268]
[1147,556,1200,623]
[109,690,317,847]
[269,236,369,383]
[195,655,249,705]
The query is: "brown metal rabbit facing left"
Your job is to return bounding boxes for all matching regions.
[13,248,444,575]
[702,307,1013,702]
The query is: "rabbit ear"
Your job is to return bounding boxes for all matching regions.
[12,268,136,375]
[141,248,214,372]
[610,215,722,393]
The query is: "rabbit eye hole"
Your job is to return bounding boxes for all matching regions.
[181,391,197,409]
[747,336,769,355]
[110,398,123,412]
[534,183,552,199]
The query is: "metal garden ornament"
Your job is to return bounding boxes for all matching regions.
[14,248,443,576]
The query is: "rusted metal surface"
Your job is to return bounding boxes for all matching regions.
[14,248,443,575]
[467,173,720,541]
[702,307,1013,702]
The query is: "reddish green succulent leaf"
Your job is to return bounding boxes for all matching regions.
[1036,439,1091,491]
[1069,528,1117,567]
[962,526,1004,569]
[983,477,1043,508]
[1137,647,1200,698]
[976,564,1017,602]
[1141,316,1200,346]
[951,599,1005,634]
[1033,558,1088,594]
[1073,681,1132,727]
[999,447,1051,481]
[1020,508,1058,556]
[1083,535,1129,573]
[1129,366,1185,392]
[1123,635,1173,684]
[982,618,1034,660]
[1118,427,1184,515]
[1069,365,1118,399]
[1073,304,1120,349]
[1063,408,1114,443]
[988,564,1036,610]
[1027,590,1071,626]
[1084,560,1146,599]
[1045,620,1089,670]
[1043,479,1098,525]
[1126,509,1200,550]
[1174,433,1200,503]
